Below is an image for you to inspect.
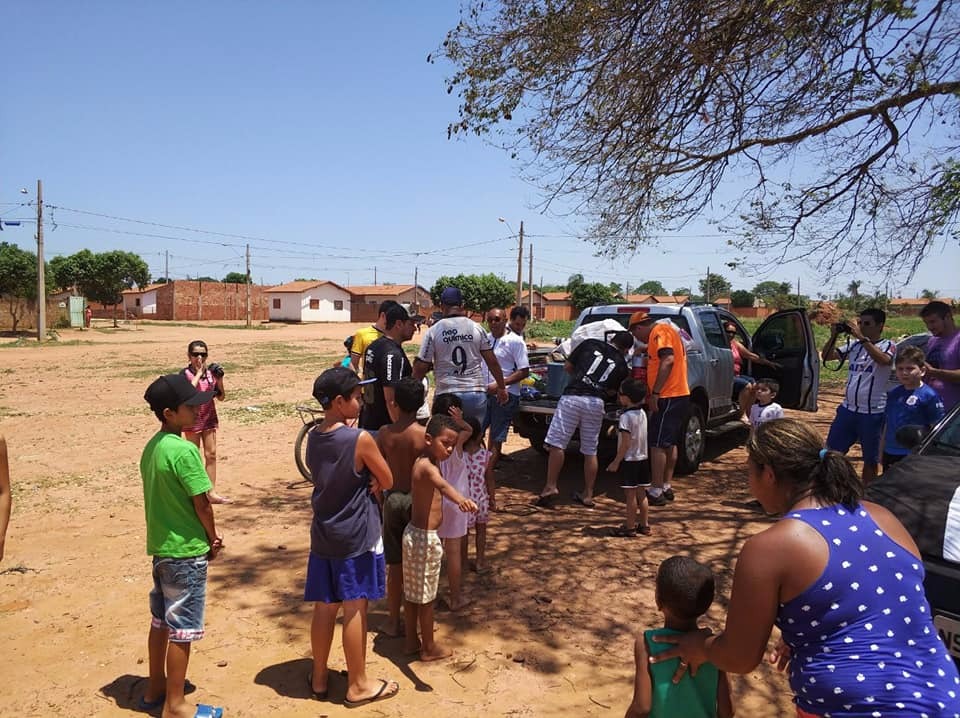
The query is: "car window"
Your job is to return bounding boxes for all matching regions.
[926,410,960,456]
[698,311,728,349]
[754,312,805,353]
[580,312,691,334]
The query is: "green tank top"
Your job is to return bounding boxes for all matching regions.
[644,628,720,718]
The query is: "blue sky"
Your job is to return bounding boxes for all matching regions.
[2,2,957,299]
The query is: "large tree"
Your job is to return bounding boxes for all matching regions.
[699,272,732,300]
[635,280,667,296]
[570,281,617,311]
[0,242,39,331]
[63,250,151,326]
[442,1,960,278]
[430,273,515,313]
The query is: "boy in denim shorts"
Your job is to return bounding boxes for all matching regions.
[141,374,224,718]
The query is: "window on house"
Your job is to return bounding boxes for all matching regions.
[334,300,344,311]
[135,298,141,307]
[272,298,281,309]
[309,298,320,310]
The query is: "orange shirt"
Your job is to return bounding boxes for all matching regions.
[646,323,689,398]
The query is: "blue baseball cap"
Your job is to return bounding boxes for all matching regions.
[440,286,464,306]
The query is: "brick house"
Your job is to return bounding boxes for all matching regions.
[121,280,269,321]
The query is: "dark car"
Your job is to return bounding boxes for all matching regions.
[864,400,960,667]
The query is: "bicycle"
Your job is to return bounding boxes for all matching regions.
[294,404,324,482]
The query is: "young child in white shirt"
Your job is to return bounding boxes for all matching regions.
[748,378,784,432]
[606,378,652,536]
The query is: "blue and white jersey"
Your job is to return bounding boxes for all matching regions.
[838,338,896,414]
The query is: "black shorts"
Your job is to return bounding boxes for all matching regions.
[882,452,907,471]
[649,396,690,449]
[619,459,652,488]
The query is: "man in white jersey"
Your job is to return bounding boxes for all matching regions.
[821,307,896,485]
[482,307,530,476]
[413,286,508,424]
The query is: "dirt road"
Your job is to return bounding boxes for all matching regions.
[0,320,842,716]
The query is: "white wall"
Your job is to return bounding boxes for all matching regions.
[141,289,158,315]
[268,285,352,322]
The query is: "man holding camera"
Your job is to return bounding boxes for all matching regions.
[821,308,896,485]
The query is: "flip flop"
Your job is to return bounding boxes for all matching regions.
[571,491,595,508]
[610,524,637,537]
[534,494,557,508]
[194,705,224,718]
[343,679,399,708]
[306,673,328,700]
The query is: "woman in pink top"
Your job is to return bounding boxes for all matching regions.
[181,339,229,503]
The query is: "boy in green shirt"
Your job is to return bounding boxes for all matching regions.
[141,374,224,718]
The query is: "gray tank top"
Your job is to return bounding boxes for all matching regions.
[308,425,381,559]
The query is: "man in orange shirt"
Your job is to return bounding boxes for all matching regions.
[628,311,690,506]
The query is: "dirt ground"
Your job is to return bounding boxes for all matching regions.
[0,320,847,717]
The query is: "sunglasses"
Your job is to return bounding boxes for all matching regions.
[191,352,208,358]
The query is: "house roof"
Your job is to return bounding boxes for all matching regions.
[121,283,166,295]
[625,294,690,304]
[346,284,424,296]
[890,297,954,306]
[542,291,571,301]
[267,280,349,294]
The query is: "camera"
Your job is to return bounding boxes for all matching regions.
[833,321,852,334]
[208,362,225,378]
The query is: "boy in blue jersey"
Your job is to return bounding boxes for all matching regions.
[882,345,945,470]
[625,557,733,718]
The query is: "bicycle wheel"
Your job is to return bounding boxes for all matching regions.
[294,419,321,482]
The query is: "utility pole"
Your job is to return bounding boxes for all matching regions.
[528,243,534,316]
[705,266,711,303]
[245,243,251,328]
[515,221,524,308]
[797,277,801,304]
[36,179,46,342]
[539,274,544,320]
[165,250,169,282]
[414,267,419,309]
[374,266,377,285]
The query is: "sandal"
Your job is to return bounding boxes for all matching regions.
[636,525,652,536]
[344,679,399,708]
[610,525,637,537]
[571,491,596,508]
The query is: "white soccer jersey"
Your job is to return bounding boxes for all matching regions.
[749,401,784,430]
[417,315,493,393]
[837,338,896,414]
[617,407,648,461]
[481,331,529,396]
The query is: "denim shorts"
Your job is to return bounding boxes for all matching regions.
[449,391,488,425]
[484,393,520,443]
[826,405,884,464]
[304,547,386,604]
[150,555,208,642]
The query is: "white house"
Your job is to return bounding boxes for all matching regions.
[266,280,353,322]
[121,283,163,316]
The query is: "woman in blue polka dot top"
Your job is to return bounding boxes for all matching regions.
[652,418,960,717]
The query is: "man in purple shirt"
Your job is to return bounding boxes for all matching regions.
[920,301,960,412]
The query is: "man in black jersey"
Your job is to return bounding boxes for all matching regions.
[360,304,416,430]
[535,331,633,508]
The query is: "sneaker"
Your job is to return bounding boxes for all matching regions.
[647,492,668,507]
[663,488,675,502]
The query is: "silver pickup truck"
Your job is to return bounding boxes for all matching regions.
[513,303,820,474]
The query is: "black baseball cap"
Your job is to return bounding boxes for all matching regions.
[385,304,411,324]
[312,366,377,408]
[145,374,215,414]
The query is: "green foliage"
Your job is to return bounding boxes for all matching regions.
[223,272,250,284]
[429,273,515,313]
[730,290,756,308]
[672,287,692,297]
[698,272,731,299]
[565,273,585,292]
[570,282,617,311]
[0,242,39,331]
[634,280,666,296]
[525,319,574,340]
[752,281,792,301]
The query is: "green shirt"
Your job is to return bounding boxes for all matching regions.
[645,628,720,718]
[140,431,212,557]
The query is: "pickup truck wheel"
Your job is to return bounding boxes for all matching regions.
[675,403,706,476]
[529,434,549,455]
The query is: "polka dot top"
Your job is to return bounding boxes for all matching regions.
[776,504,960,717]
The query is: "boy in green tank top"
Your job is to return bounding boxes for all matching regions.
[625,556,733,718]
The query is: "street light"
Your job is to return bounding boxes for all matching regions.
[499,217,524,307]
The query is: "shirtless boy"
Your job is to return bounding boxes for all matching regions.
[375,378,427,637]
[402,414,478,661]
